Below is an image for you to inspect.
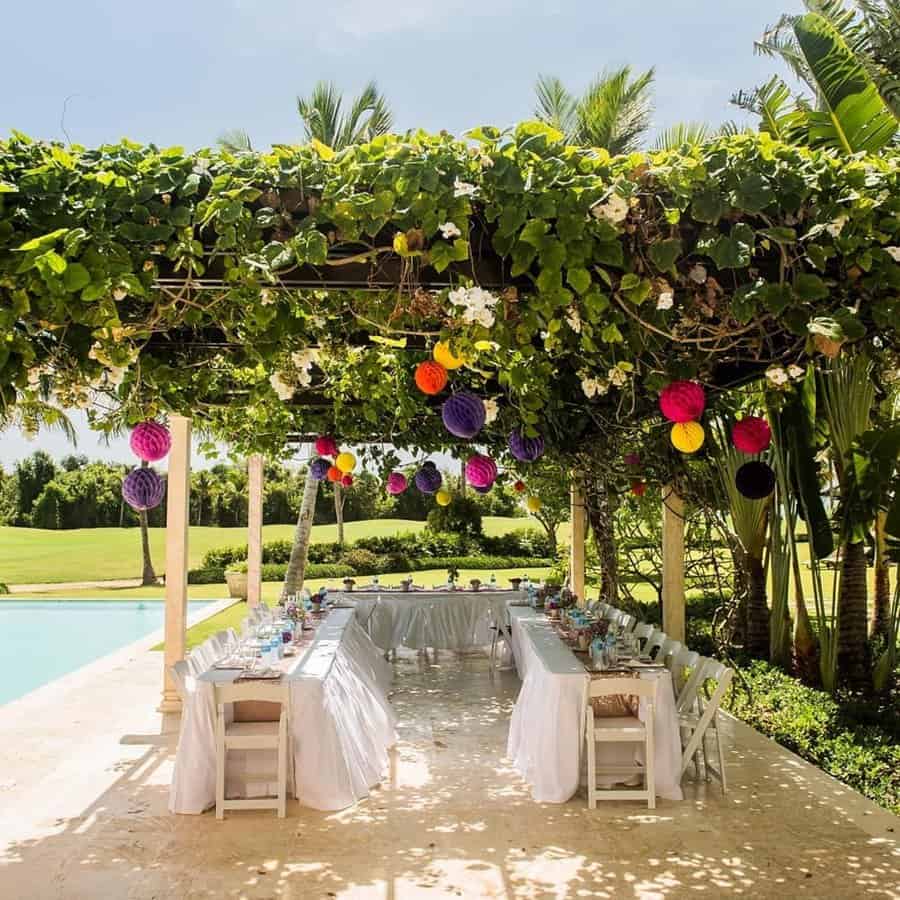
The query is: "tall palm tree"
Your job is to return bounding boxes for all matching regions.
[534,66,655,155]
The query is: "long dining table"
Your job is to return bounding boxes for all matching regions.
[506,606,684,803]
[169,607,397,813]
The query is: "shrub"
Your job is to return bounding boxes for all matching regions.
[339,547,381,574]
[307,541,343,564]
[201,543,247,569]
[480,528,553,557]
[412,555,551,571]
[426,495,483,537]
[188,567,227,584]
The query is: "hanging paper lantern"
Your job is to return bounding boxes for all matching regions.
[335,452,356,474]
[513,479,526,493]
[327,466,342,483]
[433,340,466,370]
[386,472,408,495]
[631,480,647,497]
[122,467,164,511]
[310,457,331,481]
[129,421,171,462]
[526,495,542,513]
[415,463,443,494]
[414,360,448,395]
[623,452,641,467]
[659,381,706,423]
[341,474,354,488]
[732,416,772,454]
[473,484,491,494]
[736,461,776,499]
[435,489,452,506]
[465,454,498,488]
[442,393,486,439]
[508,429,545,462]
[670,421,705,454]
[315,435,339,457]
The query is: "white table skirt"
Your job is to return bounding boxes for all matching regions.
[169,609,397,814]
[506,608,683,803]
[335,591,511,652]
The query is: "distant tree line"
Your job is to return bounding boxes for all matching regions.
[0,452,525,529]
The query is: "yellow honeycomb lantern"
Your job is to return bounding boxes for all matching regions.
[526,495,542,513]
[435,489,451,507]
[670,421,705,454]
[335,451,357,473]
[433,340,466,370]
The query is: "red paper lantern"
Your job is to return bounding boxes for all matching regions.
[631,480,647,497]
[659,381,706,423]
[732,416,772,454]
[341,474,354,487]
[513,479,526,493]
[327,465,342,482]
[315,435,339,457]
[414,360,448,395]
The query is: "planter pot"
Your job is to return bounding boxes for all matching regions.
[400,579,413,592]
[510,578,522,592]
[226,571,248,600]
[469,579,481,592]
[342,578,356,592]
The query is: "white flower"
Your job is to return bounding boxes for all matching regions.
[580,374,609,399]
[439,222,461,240]
[608,366,628,388]
[886,246,900,262]
[269,372,295,401]
[112,287,128,301]
[656,291,674,310]
[688,264,707,284]
[766,366,790,387]
[448,285,499,328]
[566,308,582,333]
[479,154,494,169]
[825,215,848,238]
[787,364,805,381]
[453,178,477,198]
[26,367,42,388]
[260,288,275,306]
[483,398,499,424]
[590,193,629,224]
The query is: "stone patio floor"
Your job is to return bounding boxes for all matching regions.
[0,636,897,899]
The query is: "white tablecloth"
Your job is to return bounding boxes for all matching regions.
[169,609,397,813]
[506,607,683,803]
[335,591,511,652]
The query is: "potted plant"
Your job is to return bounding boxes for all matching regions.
[342,577,356,592]
[225,562,248,600]
[510,577,522,591]
[469,578,481,592]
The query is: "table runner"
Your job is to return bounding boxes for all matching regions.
[169,608,397,813]
[506,607,683,803]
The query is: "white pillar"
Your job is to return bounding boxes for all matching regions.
[662,483,685,643]
[569,476,586,604]
[159,415,191,714]
[247,454,264,608]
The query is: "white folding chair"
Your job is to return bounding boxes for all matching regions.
[617,613,637,633]
[657,638,683,668]
[631,622,654,652]
[676,655,709,715]
[584,676,658,810]
[190,640,217,672]
[645,629,667,660]
[489,608,513,676]
[603,606,620,621]
[670,648,700,702]
[679,660,733,794]
[168,660,193,702]
[215,681,291,819]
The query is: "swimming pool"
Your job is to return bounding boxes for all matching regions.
[0,600,208,707]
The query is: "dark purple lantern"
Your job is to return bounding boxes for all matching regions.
[442,393,486,440]
[473,484,491,494]
[122,467,165,511]
[415,463,443,494]
[310,457,331,481]
[508,429,545,462]
[130,421,171,462]
[735,461,776,500]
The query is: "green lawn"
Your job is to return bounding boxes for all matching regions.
[0,516,537,585]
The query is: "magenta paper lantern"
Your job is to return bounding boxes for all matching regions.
[415,462,443,494]
[732,416,772,454]
[473,484,491,494]
[386,472,408,495]
[122,467,164,511]
[508,429,545,462]
[310,457,331,481]
[659,381,706,423]
[442,393,486,439]
[466,454,498,488]
[315,435,339,457]
[129,421,171,462]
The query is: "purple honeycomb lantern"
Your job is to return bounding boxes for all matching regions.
[310,457,331,481]
[473,484,491,494]
[414,463,443,494]
[122,467,165,511]
[508,429,545,462]
[442,393,486,440]
[129,421,171,462]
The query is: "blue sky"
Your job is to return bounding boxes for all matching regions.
[0,0,802,467]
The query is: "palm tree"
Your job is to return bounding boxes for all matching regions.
[732,5,898,153]
[534,66,655,155]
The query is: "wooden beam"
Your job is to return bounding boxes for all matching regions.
[570,476,586,604]
[247,454,264,608]
[159,415,191,714]
[662,483,685,643]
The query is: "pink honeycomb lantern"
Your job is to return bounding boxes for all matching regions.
[465,454,498,489]
[386,472,408,495]
[659,381,706,423]
[129,421,171,462]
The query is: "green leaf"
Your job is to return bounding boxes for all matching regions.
[734,173,775,213]
[520,220,549,247]
[16,228,69,252]
[794,273,829,301]
[648,238,683,272]
[619,273,640,291]
[691,186,727,224]
[759,227,796,244]
[566,267,591,295]
[291,229,328,266]
[63,263,91,293]
[600,323,624,343]
[594,241,624,268]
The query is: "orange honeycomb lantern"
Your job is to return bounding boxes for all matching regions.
[327,466,342,482]
[415,360,448,395]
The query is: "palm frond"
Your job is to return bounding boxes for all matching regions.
[652,121,711,151]
[297,81,343,147]
[534,74,578,139]
[731,76,811,143]
[576,66,655,154]
[217,129,253,153]
[338,80,393,147]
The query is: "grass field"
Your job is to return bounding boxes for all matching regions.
[0,516,539,585]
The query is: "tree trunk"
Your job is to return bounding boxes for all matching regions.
[871,510,892,641]
[459,459,466,496]
[792,545,819,684]
[838,539,870,689]
[334,483,345,547]
[282,466,319,596]
[745,553,770,658]
[138,460,156,585]
[536,514,558,555]
[584,476,618,605]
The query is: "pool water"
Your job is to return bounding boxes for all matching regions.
[0,600,208,707]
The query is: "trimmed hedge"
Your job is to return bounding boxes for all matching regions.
[187,562,354,584]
